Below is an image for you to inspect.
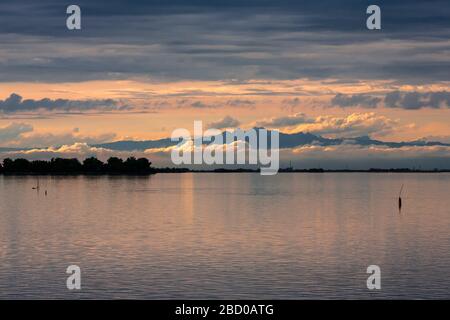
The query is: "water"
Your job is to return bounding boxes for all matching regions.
[0,173,449,299]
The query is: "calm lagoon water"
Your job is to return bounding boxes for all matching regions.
[0,173,449,299]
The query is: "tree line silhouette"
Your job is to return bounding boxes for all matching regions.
[0,157,155,174]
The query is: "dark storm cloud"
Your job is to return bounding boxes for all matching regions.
[385,91,450,109]
[0,1,448,82]
[332,91,450,109]
[332,94,382,108]
[0,93,128,113]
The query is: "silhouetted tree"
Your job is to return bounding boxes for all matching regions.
[136,157,151,170]
[123,157,152,173]
[83,157,105,172]
[1,156,155,174]
[1,158,31,172]
[50,158,82,173]
[107,157,124,172]
[2,158,14,171]
[30,160,51,173]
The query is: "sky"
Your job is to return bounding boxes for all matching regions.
[0,0,449,168]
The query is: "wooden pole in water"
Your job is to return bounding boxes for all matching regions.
[398,184,404,210]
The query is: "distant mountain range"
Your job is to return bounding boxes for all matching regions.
[93,130,450,151]
[1,130,449,153]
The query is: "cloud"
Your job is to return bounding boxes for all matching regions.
[189,101,216,109]
[0,121,116,147]
[207,116,241,129]
[0,143,122,161]
[282,98,301,107]
[0,143,170,166]
[225,99,256,107]
[255,112,398,138]
[291,144,450,160]
[300,113,398,137]
[12,132,117,148]
[256,113,313,128]
[332,91,450,110]
[175,99,256,109]
[0,122,33,143]
[384,91,450,109]
[0,143,149,162]
[0,93,128,114]
[0,1,448,83]
[4,140,450,170]
[331,93,382,108]
[280,143,450,169]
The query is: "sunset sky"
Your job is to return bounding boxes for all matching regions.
[0,0,449,168]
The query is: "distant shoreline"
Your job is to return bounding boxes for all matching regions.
[2,158,450,175]
[159,168,450,173]
[1,168,450,175]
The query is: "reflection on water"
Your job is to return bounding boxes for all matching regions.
[0,173,449,299]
